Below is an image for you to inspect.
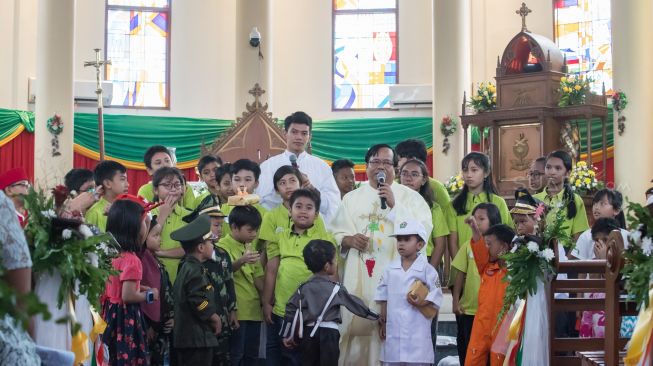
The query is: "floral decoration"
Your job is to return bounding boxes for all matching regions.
[558,74,592,107]
[440,116,458,155]
[568,160,602,195]
[622,202,653,309]
[47,114,63,157]
[444,173,464,198]
[498,206,571,322]
[612,90,628,135]
[468,82,497,113]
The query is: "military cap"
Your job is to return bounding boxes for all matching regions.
[171,214,212,243]
[199,205,226,218]
[510,188,542,216]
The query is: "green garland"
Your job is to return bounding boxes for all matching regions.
[498,207,571,322]
[23,188,118,310]
[622,202,653,309]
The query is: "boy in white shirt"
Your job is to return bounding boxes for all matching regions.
[375,220,443,365]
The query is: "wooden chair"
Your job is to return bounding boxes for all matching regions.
[549,230,636,366]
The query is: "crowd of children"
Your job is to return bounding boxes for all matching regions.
[3,119,653,366]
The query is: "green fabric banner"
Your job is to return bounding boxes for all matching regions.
[74,113,233,164]
[0,109,34,142]
[575,107,614,153]
[311,117,433,163]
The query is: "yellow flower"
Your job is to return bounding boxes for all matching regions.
[589,170,596,176]
[492,96,497,103]
[574,85,582,91]
[584,177,591,184]
[562,86,569,93]
[560,76,567,83]
[475,96,482,101]
[488,85,496,93]
[577,161,587,167]
[575,179,581,186]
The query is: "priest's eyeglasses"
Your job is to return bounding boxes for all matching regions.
[368,159,394,167]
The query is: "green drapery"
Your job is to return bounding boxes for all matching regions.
[0,109,34,142]
[574,107,614,153]
[310,117,433,163]
[0,107,614,165]
[74,113,233,164]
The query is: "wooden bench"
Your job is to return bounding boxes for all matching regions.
[548,230,637,366]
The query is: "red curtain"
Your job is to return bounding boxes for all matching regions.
[0,130,35,181]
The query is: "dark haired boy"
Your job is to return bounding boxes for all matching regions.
[137,145,197,210]
[258,111,340,226]
[281,239,379,366]
[220,159,268,241]
[331,159,356,199]
[217,205,265,365]
[193,155,224,211]
[464,220,515,366]
[85,160,129,231]
[64,168,94,194]
[262,188,335,364]
[171,214,222,366]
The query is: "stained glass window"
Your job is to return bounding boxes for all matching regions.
[333,0,397,110]
[554,0,612,94]
[106,0,170,108]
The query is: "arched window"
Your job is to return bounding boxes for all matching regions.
[554,0,612,94]
[105,0,170,108]
[333,0,397,110]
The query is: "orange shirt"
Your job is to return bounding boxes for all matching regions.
[470,237,509,337]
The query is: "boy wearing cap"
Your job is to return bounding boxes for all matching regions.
[463,217,515,366]
[200,207,239,364]
[0,167,30,227]
[171,215,223,366]
[375,220,443,365]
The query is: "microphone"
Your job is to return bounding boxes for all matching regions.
[376,171,387,209]
[289,154,298,169]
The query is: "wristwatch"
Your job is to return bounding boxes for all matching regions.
[145,289,154,304]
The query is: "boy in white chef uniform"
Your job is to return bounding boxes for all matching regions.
[375,220,443,365]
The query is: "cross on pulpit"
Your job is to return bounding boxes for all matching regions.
[249,83,265,109]
[83,48,111,160]
[516,2,532,33]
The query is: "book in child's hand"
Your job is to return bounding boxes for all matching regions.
[407,280,437,320]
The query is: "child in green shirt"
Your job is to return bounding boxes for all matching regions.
[451,202,502,366]
[152,167,192,283]
[262,188,336,365]
[217,205,264,366]
[534,150,589,241]
[137,145,197,210]
[193,155,224,212]
[85,160,129,232]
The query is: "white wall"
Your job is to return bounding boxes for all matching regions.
[0,0,557,121]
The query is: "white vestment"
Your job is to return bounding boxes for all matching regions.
[330,183,432,366]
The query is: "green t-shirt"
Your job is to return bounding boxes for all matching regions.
[154,205,192,283]
[85,197,109,232]
[221,203,268,250]
[429,177,451,212]
[427,203,450,256]
[268,225,336,317]
[137,181,198,210]
[445,192,513,247]
[534,189,589,237]
[259,204,327,246]
[218,234,265,321]
[451,240,480,315]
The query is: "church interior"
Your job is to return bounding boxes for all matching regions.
[1,0,653,365]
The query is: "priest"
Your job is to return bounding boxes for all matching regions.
[331,144,432,365]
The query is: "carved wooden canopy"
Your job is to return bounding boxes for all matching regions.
[201,84,286,163]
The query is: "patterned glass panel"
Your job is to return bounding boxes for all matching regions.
[107,0,168,8]
[106,2,169,107]
[333,6,397,110]
[555,0,612,94]
[334,0,396,11]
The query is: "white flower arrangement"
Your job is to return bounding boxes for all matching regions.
[539,248,555,262]
[527,241,539,253]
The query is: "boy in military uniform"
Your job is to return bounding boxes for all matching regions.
[281,239,379,366]
[171,214,223,366]
[200,207,239,365]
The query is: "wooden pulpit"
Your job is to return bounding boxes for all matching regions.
[201,83,286,163]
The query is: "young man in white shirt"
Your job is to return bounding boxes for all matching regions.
[257,111,340,226]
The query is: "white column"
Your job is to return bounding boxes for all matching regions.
[612,0,653,204]
[432,0,471,181]
[235,0,272,112]
[34,0,75,189]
